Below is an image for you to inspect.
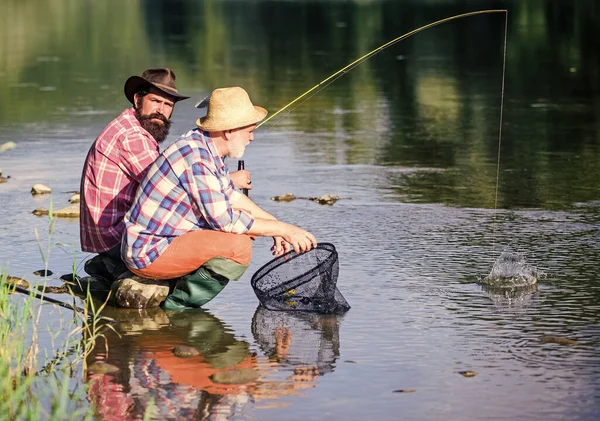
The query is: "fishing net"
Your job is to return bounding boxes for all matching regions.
[250,243,350,314]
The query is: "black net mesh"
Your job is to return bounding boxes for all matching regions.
[250,243,350,314]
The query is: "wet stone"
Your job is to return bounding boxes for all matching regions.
[310,194,340,205]
[210,368,260,384]
[87,361,120,375]
[459,371,478,377]
[31,184,52,195]
[0,176,7,184]
[542,336,577,345]
[172,345,200,358]
[393,389,417,393]
[271,193,296,202]
[4,276,30,289]
[36,285,70,294]
[32,204,80,218]
[68,193,80,204]
[33,269,53,276]
[110,273,170,309]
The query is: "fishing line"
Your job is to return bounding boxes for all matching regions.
[492,11,509,246]
[257,9,508,130]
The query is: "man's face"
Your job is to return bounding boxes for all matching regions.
[227,124,256,159]
[134,89,175,143]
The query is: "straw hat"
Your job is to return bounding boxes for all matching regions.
[124,68,189,104]
[196,87,267,131]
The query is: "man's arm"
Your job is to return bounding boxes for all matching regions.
[230,194,316,255]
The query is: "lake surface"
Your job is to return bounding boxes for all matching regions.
[1,0,599,419]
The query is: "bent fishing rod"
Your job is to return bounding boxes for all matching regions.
[257,9,508,129]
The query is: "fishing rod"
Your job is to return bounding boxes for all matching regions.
[257,9,507,129]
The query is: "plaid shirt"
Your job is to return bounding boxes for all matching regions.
[80,108,159,253]
[123,128,254,269]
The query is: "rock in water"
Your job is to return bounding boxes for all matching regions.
[68,193,80,204]
[32,204,80,218]
[31,184,52,195]
[110,273,170,309]
[172,345,200,358]
[0,141,16,153]
[310,194,340,205]
[5,276,30,289]
[479,251,544,288]
[271,193,296,202]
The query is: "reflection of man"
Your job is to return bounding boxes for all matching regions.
[80,68,190,260]
[86,306,341,419]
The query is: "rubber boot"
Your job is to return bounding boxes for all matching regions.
[163,257,249,310]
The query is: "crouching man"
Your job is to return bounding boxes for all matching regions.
[121,87,317,309]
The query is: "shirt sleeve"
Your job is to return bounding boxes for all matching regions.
[183,150,254,234]
[118,131,159,183]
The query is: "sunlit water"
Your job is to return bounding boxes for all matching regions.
[1,0,600,420]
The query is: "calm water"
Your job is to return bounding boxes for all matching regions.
[1,0,599,420]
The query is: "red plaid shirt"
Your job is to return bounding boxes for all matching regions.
[80,108,159,253]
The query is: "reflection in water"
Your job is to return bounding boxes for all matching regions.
[86,306,342,420]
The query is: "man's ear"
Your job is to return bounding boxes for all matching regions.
[133,93,141,109]
[223,130,232,140]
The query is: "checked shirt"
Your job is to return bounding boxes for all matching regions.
[123,128,254,269]
[80,108,159,253]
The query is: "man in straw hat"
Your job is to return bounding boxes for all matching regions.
[121,86,317,309]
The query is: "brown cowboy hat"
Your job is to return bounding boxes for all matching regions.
[196,87,267,131]
[124,68,189,104]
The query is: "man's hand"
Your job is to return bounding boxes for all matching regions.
[271,236,291,256]
[279,223,317,255]
[230,170,252,190]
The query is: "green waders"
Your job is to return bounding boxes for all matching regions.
[163,257,249,310]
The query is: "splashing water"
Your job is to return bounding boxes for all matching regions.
[478,250,545,288]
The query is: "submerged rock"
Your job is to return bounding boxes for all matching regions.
[271,193,296,202]
[0,141,16,154]
[36,285,70,294]
[172,345,200,358]
[459,371,478,377]
[541,336,577,345]
[271,193,341,205]
[32,204,80,218]
[68,193,80,204]
[31,184,52,195]
[210,368,259,384]
[110,273,170,309]
[4,276,30,289]
[87,361,120,375]
[310,194,340,205]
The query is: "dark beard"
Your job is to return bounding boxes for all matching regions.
[134,109,171,143]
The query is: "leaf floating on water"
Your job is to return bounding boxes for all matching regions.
[33,269,53,276]
[458,371,478,377]
[542,336,577,345]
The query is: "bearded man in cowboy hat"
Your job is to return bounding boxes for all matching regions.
[121,86,317,309]
[80,69,190,265]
